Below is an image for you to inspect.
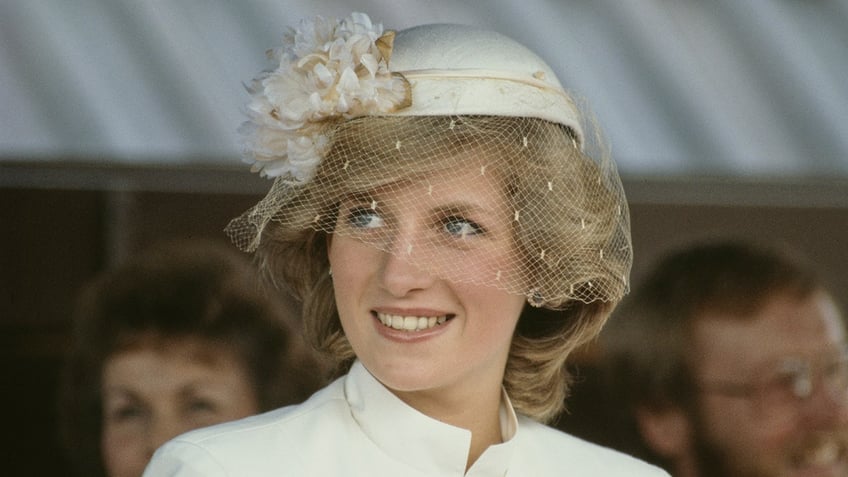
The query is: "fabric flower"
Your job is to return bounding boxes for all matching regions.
[241,12,411,180]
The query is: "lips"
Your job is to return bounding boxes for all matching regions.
[375,312,449,331]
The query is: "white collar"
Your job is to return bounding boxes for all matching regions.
[344,360,518,475]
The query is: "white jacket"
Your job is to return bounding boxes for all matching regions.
[144,361,668,476]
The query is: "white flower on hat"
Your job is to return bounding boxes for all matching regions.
[241,12,411,181]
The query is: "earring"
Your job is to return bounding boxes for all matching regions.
[527,290,544,308]
[328,267,333,277]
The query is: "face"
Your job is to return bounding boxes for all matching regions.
[327,159,526,412]
[689,291,848,477]
[100,341,259,477]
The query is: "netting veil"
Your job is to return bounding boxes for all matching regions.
[226,13,632,309]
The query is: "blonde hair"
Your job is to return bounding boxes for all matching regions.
[256,115,628,422]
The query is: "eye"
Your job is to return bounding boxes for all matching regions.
[186,399,217,414]
[442,215,484,238]
[822,356,848,386]
[765,360,811,401]
[771,372,801,392]
[105,404,145,423]
[345,207,384,230]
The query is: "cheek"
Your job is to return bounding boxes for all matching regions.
[329,235,364,274]
[101,428,147,477]
[216,386,261,421]
[699,396,795,450]
[329,237,375,293]
[699,397,749,437]
[464,285,525,336]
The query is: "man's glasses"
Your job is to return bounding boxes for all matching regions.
[698,349,848,423]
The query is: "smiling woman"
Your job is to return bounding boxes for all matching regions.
[327,160,527,442]
[143,12,667,477]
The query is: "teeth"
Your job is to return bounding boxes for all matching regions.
[377,313,447,331]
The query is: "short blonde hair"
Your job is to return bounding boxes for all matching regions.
[256,115,628,422]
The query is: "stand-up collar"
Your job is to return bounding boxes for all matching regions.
[344,360,518,476]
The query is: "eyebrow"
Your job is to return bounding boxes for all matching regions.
[433,203,514,239]
[340,191,376,203]
[177,383,219,398]
[432,202,499,217]
[341,187,511,226]
[102,386,143,402]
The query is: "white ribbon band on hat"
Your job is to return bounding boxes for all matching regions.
[394,68,584,147]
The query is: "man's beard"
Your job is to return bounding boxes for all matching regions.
[688,406,848,477]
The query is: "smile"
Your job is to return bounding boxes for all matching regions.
[376,312,449,331]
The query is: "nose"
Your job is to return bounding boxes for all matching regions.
[377,241,437,298]
[146,415,188,458]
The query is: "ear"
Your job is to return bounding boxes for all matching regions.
[634,404,692,459]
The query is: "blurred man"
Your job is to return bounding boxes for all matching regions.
[589,239,848,476]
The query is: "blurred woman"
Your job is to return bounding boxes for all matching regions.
[60,239,327,477]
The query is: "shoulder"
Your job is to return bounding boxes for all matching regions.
[514,417,669,476]
[144,380,349,476]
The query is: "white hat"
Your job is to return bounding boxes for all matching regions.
[239,13,585,180]
[229,13,631,308]
[390,23,584,144]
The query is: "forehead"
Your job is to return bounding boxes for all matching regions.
[108,335,246,375]
[691,291,845,376]
[102,344,250,393]
[357,153,511,213]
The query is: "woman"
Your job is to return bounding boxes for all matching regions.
[145,13,667,476]
[60,240,326,477]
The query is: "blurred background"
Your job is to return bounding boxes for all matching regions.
[2,0,847,472]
